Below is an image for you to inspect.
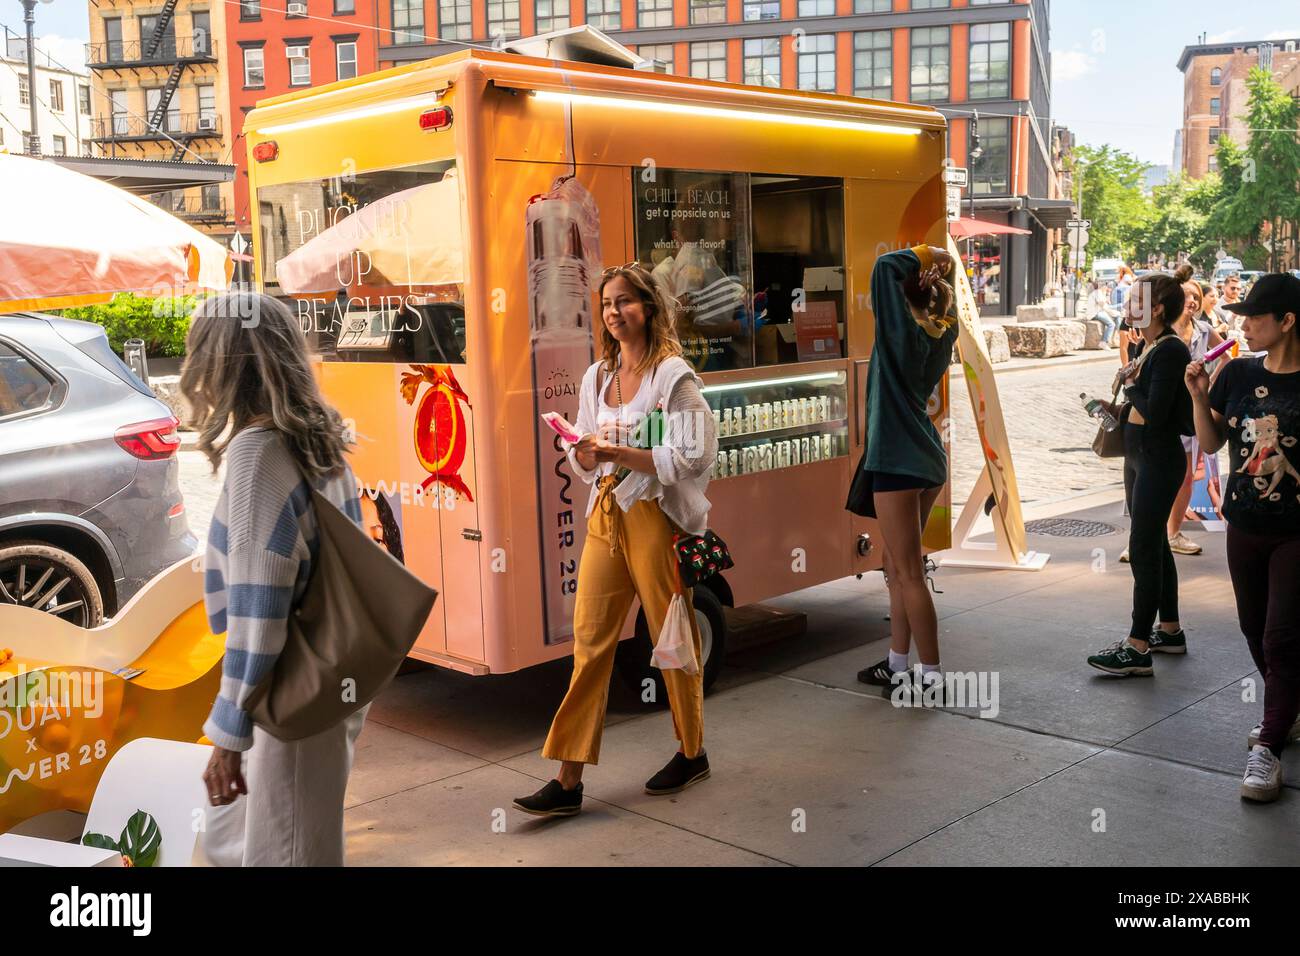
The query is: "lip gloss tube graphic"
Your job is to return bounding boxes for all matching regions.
[528,176,603,645]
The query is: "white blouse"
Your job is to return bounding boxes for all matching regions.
[567,355,718,536]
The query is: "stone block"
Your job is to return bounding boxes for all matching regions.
[1083,319,1114,350]
[1016,302,1062,323]
[1002,322,1073,359]
[1060,320,1087,352]
[983,325,1010,363]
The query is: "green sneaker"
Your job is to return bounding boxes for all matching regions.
[1147,627,1187,655]
[1087,639,1154,676]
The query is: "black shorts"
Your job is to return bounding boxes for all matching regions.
[846,466,942,518]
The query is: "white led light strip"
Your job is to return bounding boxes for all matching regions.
[534,89,922,136]
[258,94,443,135]
[701,372,842,394]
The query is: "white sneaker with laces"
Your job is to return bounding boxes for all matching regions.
[1247,716,1300,750]
[1241,745,1281,802]
[1168,532,1203,555]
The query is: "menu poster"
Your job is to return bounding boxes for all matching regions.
[633,169,752,372]
[795,300,839,362]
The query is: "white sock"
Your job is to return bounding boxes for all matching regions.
[920,662,942,683]
[889,650,909,673]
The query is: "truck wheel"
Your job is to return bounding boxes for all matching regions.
[0,542,105,628]
[616,584,727,705]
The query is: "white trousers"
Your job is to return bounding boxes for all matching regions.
[203,707,368,867]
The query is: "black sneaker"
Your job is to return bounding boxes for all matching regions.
[1087,640,1154,676]
[1147,627,1187,654]
[513,779,583,817]
[644,751,711,795]
[857,658,901,687]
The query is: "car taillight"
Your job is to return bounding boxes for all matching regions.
[115,417,181,460]
[418,106,452,131]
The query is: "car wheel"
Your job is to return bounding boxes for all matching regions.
[616,584,727,705]
[0,542,105,628]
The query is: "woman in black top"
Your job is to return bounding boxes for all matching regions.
[1186,273,1300,802]
[1087,265,1194,676]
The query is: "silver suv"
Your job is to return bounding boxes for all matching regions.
[0,313,197,626]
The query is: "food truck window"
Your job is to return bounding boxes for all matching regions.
[256,159,466,364]
[751,175,845,366]
[633,169,754,373]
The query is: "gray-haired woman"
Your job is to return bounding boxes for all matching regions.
[181,291,366,866]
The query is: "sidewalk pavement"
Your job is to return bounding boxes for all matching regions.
[343,496,1296,866]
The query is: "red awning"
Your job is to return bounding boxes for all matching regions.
[949,217,1033,238]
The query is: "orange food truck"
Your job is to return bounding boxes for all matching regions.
[242,34,952,692]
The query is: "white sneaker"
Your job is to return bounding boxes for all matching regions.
[1241,745,1281,802]
[1118,547,1130,563]
[1168,532,1203,555]
[1247,716,1300,750]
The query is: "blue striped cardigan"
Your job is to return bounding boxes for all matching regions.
[203,428,362,751]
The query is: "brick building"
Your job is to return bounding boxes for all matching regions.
[1177,36,1300,179]
[223,0,383,235]
[373,0,1072,314]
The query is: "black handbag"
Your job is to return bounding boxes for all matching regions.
[673,530,734,588]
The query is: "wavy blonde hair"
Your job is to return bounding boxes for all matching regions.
[179,292,351,480]
[596,263,683,375]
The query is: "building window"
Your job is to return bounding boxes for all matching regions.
[911,0,949,7]
[535,0,570,33]
[139,14,177,57]
[48,78,64,112]
[103,19,124,59]
[1208,154,1219,172]
[78,84,91,115]
[392,0,424,44]
[440,0,472,40]
[147,87,181,131]
[109,89,129,134]
[1210,66,1222,85]
[202,184,221,210]
[336,0,356,11]
[52,135,66,155]
[968,22,1009,99]
[854,0,890,9]
[972,115,1009,195]
[18,74,29,106]
[742,0,778,19]
[797,33,835,92]
[243,47,265,87]
[690,0,725,23]
[1209,126,1220,145]
[199,84,216,121]
[487,0,521,40]
[910,26,949,102]
[690,40,727,80]
[638,43,674,70]
[743,37,780,87]
[586,0,620,30]
[969,0,1010,3]
[191,12,211,56]
[336,40,358,79]
[240,0,261,20]
[853,30,891,99]
[1210,96,1220,114]
[798,0,833,15]
[288,46,311,85]
[637,0,672,28]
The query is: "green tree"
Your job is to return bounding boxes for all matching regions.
[1070,144,1152,267]
[1206,69,1300,270]
[1134,173,1221,272]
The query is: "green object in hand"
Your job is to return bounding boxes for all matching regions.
[615,408,665,482]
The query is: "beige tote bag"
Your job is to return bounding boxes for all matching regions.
[243,488,438,740]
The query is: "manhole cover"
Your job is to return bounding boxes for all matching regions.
[1024,518,1118,537]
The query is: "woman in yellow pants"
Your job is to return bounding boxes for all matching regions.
[514,263,718,817]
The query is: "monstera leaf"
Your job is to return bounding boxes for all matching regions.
[82,810,161,867]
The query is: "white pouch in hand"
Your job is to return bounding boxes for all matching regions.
[650,593,699,675]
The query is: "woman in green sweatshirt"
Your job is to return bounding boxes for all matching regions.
[848,244,958,695]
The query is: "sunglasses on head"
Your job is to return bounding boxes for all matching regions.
[600,260,642,277]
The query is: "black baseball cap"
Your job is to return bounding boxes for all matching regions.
[1222,273,1300,317]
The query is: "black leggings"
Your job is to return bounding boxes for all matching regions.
[1123,424,1184,639]
[1226,525,1300,756]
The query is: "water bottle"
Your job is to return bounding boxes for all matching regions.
[1081,392,1119,432]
